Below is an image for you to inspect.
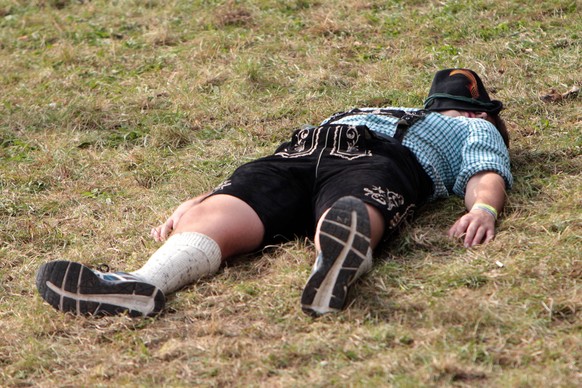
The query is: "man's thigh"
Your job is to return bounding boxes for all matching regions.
[173,194,265,257]
[208,155,317,243]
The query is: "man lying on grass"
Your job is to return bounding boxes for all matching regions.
[36,68,512,318]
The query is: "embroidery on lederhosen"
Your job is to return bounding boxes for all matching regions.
[330,125,372,160]
[388,204,416,230]
[212,179,232,193]
[363,185,404,210]
[363,185,416,230]
[275,127,320,158]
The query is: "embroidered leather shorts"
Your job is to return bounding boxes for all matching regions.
[209,124,433,244]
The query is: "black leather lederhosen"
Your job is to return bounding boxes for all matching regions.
[210,109,434,243]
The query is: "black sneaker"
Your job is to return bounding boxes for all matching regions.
[36,260,165,317]
[301,196,373,316]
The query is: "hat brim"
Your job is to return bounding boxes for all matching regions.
[426,98,503,114]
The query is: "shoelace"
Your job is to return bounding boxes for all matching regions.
[94,263,143,282]
[95,263,111,273]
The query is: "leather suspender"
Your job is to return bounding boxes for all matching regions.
[325,108,428,142]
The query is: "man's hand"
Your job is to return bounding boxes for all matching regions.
[450,171,506,248]
[151,217,178,242]
[448,208,496,247]
[150,193,210,242]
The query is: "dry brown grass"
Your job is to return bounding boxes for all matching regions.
[1,0,580,386]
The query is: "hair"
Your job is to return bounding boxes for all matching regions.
[488,113,510,148]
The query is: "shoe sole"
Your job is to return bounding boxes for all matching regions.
[301,196,371,316]
[36,261,165,317]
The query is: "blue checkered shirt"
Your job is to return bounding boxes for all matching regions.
[321,108,512,199]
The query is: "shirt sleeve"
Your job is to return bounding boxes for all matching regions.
[453,119,513,196]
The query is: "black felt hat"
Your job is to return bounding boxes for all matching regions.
[424,68,503,114]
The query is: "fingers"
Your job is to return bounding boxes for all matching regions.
[150,219,174,242]
[448,212,496,248]
[160,218,174,241]
[464,223,486,247]
[150,226,163,242]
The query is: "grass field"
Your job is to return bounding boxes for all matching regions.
[0,0,580,386]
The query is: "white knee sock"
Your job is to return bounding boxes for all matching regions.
[132,232,222,294]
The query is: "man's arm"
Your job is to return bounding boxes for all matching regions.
[448,171,507,247]
[150,191,211,242]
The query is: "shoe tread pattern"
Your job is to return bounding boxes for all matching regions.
[36,260,165,317]
[301,196,371,315]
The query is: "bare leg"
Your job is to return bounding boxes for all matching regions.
[132,194,265,294]
[172,194,265,258]
[35,194,266,317]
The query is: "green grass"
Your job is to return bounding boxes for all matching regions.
[1,0,580,386]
